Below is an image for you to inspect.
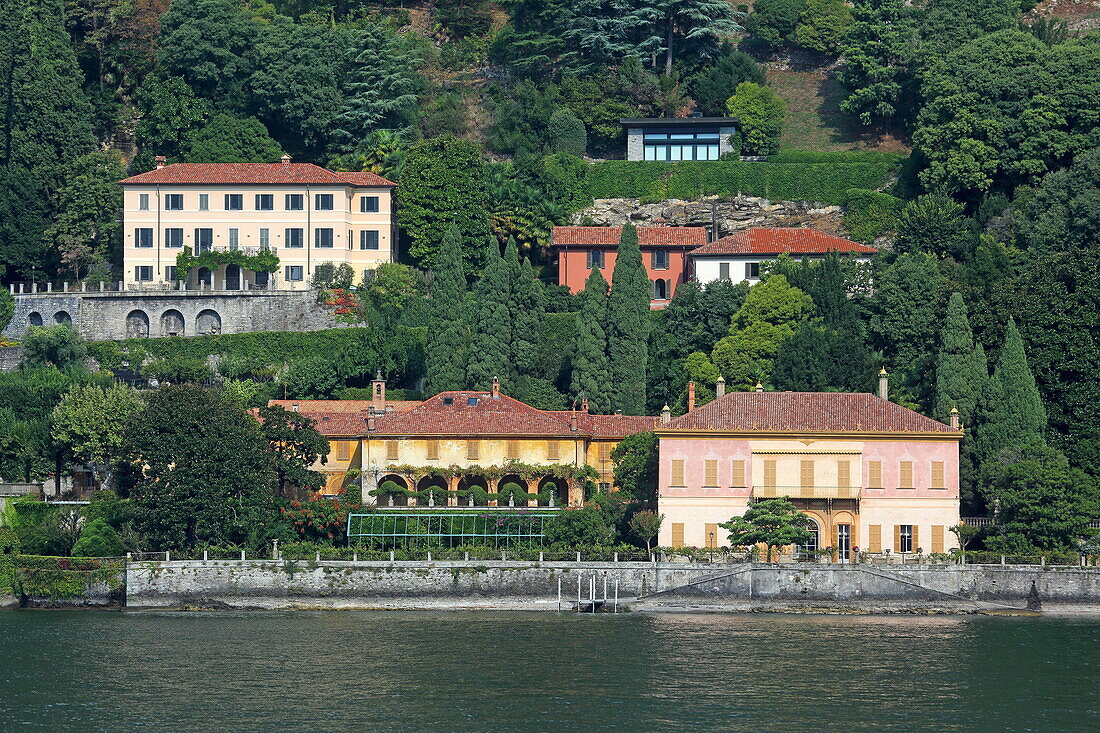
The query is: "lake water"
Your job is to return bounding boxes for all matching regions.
[1,610,1097,732]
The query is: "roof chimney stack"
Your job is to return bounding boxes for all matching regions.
[754,382,764,393]
[687,381,696,413]
[581,395,589,413]
[371,370,386,412]
[491,376,500,398]
[660,404,671,424]
[878,367,889,400]
[155,155,166,170]
[715,376,726,398]
[950,406,960,431]
[570,410,578,432]
[367,415,376,432]
[280,153,292,165]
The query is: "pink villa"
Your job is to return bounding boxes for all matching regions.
[655,375,963,559]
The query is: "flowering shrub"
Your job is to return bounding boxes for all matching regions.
[281,498,348,542]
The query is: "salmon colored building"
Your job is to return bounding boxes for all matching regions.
[656,377,963,559]
[553,226,707,307]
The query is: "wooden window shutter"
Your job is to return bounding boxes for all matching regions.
[912,525,920,552]
[931,461,945,489]
[671,523,685,549]
[899,461,913,488]
[671,459,685,486]
[831,524,839,550]
[598,442,611,461]
[704,460,718,487]
[837,460,850,488]
[336,441,350,461]
[869,461,882,488]
[800,460,814,489]
[731,460,746,487]
[893,525,902,553]
[426,440,439,461]
[467,440,479,461]
[506,440,519,459]
[386,440,399,462]
[705,523,719,549]
[868,525,882,553]
[764,460,777,488]
[546,441,559,461]
[932,525,944,554]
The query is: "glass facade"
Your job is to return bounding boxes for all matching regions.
[642,129,722,161]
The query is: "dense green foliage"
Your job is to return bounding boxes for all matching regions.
[721,497,813,561]
[605,225,650,415]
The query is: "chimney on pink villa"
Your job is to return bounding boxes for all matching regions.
[687,381,696,413]
[950,406,960,431]
[371,371,386,412]
[715,376,726,398]
[280,153,292,164]
[155,155,166,169]
[491,376,501,398]
[660,404,671,424]
[878,367,889,400]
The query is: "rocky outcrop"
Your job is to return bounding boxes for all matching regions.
[572,196,846,238]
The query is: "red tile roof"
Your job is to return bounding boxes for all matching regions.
[665,392,957,434]
[120,163,396,187]
[371,392,579,437]
[267,399,421,414]
[556,412,659,439]
[553,226,707,247]
[690,228,876,256]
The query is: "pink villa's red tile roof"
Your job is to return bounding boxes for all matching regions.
[665,392,957,434]
[120,162,396,187]
[690,228,876,256]
[553,226,707,248]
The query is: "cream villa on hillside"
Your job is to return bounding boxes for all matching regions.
[656,377,963,559]
[119,156,395,290]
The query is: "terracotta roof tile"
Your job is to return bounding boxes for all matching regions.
[120,163,396,187]
[665,392,956,433]
[369,392,581,437]
[690,228,876,256]
[267,399,421,414]
[553,226,707,247]
[554,412,658,438]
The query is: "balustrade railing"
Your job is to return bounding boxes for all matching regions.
[751,485,861,500]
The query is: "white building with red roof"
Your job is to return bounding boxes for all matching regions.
[119,155,396,292]
[690,227,877,285]
[656,375,962,558]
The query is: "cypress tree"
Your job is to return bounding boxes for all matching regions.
[466,237,512,391]
[934,292,988,425]
[426,226,470,393]
[511,257,545,377]
[606,224,650,414]
[976,318,1047,466]
[571,266,611,414]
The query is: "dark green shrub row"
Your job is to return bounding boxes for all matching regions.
[583,155,904,206]
[842,187,906,244]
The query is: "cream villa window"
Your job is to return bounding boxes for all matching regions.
[386,440,399,462]
[138,193,149,211]
[899,461,914,489]
[285,193,303,211]
[315,228,334,248]
[705,523,719,549]
[165,228,183,248]
[837,460,850,488]
[671,523,685,548]
[546,441,560,461]
[165,193,183,210]
[360,230,379,250]
[506,440,520,459]
[704,460,718,487]
[361,196,379,212]
[670,459,685,486]
[255,194,273,211]
[135,228,153,248]
[932,525,945,553]
[467,440,480,461]
[868,525,882,553]
[315,193,333,210]
[198,193,209,210]
[800,460,814,489]
[763,459,777,488]
[285,228,303,248]
[335,441,350,461]
[730,460,745,487]
[426,440,440,461]
[224,194,243,211]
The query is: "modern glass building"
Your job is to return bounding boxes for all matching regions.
[621,117,738,161]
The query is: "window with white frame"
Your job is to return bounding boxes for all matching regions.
[587,249,605,269]
[285,228,303,247]
[285,193,304,211]
[746,262,760,279]
[135,266,153,281]
[135,228,153,248]
[164,193,184,210]
[165,266,178,281]
[314,193,333,210]
[255,193,273,210]
[224,194,243,211]
[165,228,184,248]
[359,230,379,250]
[315,228,334,248]
[228,228,239,250]
[259,228,270,249]
[138,193,149,211]
[198,194,209,211]
[285,265,304,281]
[360,195,379,213]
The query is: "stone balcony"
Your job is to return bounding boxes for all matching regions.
[752,485,862,500]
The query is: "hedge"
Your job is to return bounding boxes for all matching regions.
[842,188,906,244]
[582,152,905,206]
[89,327,427,368]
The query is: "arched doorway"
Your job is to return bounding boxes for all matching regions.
[653,279,668,300]
[225,264,241,290]
[126,310,150,338]
[497,475,529,507]
[459,475,489,506]
[196,309,221,335]
[53,311,71,326]
[27,312,43,327]
[160,309,184,336]
[415,475,448,507]
[376,475,409,506]
[537,477,568,507]
[798,517,821,560]
[195,267,213,289]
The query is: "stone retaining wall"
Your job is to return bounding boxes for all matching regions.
[124,560,1100,612]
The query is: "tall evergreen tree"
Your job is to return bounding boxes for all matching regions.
[976,318,1047,468]
[606,224,650,414]
[467,237,512,391]
[571,266,611,414]
[934,292,988,425]
[426,226,470,393]
[512,256,545,377]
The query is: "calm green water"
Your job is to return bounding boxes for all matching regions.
[1,611,1097,732]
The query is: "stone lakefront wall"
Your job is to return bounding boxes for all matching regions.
[2,289,343,343]
[123,560,1100,613]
